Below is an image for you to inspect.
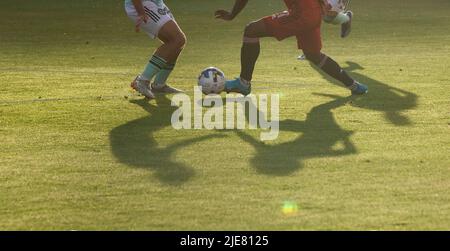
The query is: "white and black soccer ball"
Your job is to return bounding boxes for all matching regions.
[198,67,226,95]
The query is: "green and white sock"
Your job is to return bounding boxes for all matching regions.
[154,63,175,87]
[330,12,350,25]
[140,55,168,81]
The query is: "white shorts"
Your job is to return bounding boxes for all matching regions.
[125,0,175,39]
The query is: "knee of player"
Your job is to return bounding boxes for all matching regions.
[173,33,187,49]
[243,22,258,37]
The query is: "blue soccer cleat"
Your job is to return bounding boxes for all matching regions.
[224,77,251,96]
[351,82,368,95]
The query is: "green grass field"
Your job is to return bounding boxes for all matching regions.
[1,0,449,230]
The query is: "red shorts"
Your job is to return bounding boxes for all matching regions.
[263,0,323,54]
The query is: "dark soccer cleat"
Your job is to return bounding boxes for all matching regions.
[341,11,353,38]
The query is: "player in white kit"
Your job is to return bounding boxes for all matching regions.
[322,0,353,38]
[125,0,185,99]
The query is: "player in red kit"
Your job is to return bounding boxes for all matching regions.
[215,0,368,95]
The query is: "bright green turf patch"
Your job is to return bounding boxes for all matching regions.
[0,0,449,230]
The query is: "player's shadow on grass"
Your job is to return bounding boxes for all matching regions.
[109,96,218,186]
[310,60,418,126]
[237,94,357,176]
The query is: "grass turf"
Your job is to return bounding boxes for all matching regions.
[0,0,449,230]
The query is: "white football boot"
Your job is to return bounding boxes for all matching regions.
[131,76,155,99]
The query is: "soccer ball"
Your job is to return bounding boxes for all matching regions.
[198,67,226,95]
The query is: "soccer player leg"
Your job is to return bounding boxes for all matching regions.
[225,18,269,96]
[133,1,184,93]
[151,19,186,93]
[125,0,164,98]
[323,11,352,38]
[340,11,353,38]
[322,0,350,25]
[321,0,352,37]
[300,30,367,95]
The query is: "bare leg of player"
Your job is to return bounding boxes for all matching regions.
[130,20,185,98]
[224,19,270,96]
[151,20,186,93]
